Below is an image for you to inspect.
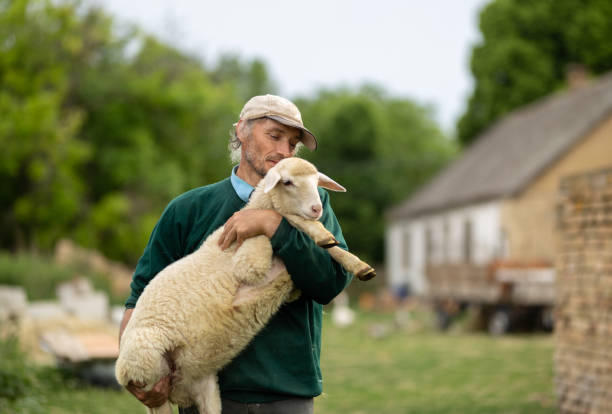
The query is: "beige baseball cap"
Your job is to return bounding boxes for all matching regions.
[239,94,318,150]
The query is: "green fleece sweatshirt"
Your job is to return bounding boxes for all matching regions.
[125,177,353,403]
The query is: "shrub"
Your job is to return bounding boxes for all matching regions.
[0,332,64,414]
[0,251,124,305]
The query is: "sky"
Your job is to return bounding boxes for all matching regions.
[93,0,490,133]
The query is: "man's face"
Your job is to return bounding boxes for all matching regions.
[240,118,302,178]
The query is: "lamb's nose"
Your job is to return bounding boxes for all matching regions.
[311,204,322,216]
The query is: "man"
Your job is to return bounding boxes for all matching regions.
[119,94,353,414]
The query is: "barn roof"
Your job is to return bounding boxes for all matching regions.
[388,71,612,220]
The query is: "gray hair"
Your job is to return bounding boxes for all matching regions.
[228,118,304,164]
[228,119,255,164]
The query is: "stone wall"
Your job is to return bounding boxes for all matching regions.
[555,167,612,414]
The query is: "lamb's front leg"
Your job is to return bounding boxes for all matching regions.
[283,214,339,248]
[284,215,375,281]
[327,246,376,281]
[231,235,273,285]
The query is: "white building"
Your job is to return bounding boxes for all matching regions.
[386,201,503,295]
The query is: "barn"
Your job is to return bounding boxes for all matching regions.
[386,70,612,330]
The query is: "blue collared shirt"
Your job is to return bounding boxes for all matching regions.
[230,165,254,202]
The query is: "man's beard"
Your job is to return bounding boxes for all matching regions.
[244,144,267,178]
[242,134,287,178]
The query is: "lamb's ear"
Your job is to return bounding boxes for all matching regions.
[264,170,282,193]
[318,172,347,192]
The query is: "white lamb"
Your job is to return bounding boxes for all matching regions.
[115,157,375,414]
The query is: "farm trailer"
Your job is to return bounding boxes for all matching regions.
[426,262,555,334]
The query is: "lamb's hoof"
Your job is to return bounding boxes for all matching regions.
[318,237,339,249]
[357,266,376,281]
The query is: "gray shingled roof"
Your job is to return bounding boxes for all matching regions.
[388,71,612,220]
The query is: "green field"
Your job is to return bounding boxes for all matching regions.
[5,311,555,414]
[316,312,555,414]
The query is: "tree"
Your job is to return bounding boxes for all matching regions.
[68,34,242,262]
[298,87,457,262]
[0,0,90,250]
[211,54,278,102]
[2,0,453,266]
[0,0,276,263]
[458,0,612,145]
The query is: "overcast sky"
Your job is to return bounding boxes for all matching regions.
[94,0,490,133]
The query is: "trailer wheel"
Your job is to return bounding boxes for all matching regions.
[540,307,554,331]
[435,306,453,331]
[433,299,460,331]
[488,309,511,335]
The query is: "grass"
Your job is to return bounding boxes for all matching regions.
[0,329,143,414]
[43,388,145,414]
[4,311,555,414]
[315,311,556,414]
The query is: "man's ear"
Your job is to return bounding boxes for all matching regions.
[318,172,346,192]
[264,170,282,193]
[235,120,245,143]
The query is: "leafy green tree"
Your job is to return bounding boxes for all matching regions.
[0,0,90,251]
[458,0,612,145]
[298,87,457,262]
[211,54,278,101]
[69,34,242,262]
[1,0,452,267]
[0,0,275,263]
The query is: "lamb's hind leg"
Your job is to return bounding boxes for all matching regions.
[192,374,221,414]
[146,402,172,414]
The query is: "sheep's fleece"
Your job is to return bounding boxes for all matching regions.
[115,158,375,414]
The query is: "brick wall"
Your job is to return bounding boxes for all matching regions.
[555,167,612,414]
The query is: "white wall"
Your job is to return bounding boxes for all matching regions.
[386,201,504,295]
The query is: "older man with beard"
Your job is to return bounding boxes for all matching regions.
[119,95,353,414]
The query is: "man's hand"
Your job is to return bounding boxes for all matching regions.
[218,209,282,250]
[126,375,172,408]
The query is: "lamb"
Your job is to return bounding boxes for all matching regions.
[115,157,375,414]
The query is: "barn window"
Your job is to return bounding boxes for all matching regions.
[425,226,433,264]
[463,219,473,263]
[443,219,450,263]
[402,230,411,268]
[498,229,509,258]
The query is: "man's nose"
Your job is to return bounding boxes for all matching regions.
[277,140,293,157]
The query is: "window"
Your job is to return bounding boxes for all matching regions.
[443,219,450,263]
[402,230,411,268]
[425,226,433,264]
[463,219,473,263]
[498,229,509,259]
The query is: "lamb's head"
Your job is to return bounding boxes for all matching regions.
[263,158,346,220]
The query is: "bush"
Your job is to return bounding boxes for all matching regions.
[0,335,33,402]
[0,251,124,305]
[0,332,64,414]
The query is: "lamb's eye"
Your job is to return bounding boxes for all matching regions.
[283,180,293,187]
